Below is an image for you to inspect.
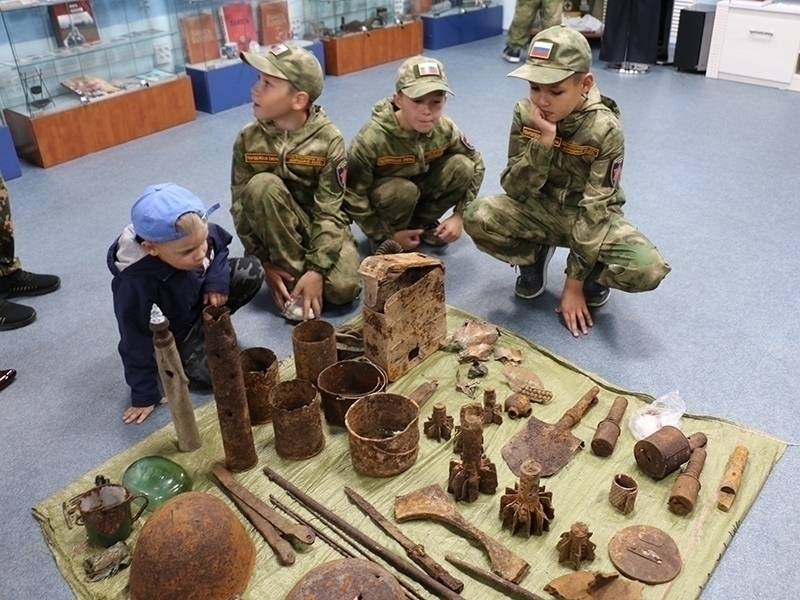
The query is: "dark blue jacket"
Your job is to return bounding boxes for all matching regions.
[107,223,232,407]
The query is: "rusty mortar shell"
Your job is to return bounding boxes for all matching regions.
[608,473,638,515]
[668,447,707,516]
[504,393,532,419]
[634,426,708,480]
[482,388,502,425]
[424,402,454,441]
[591,396,628,457]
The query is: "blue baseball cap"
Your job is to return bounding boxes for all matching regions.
[131,183,219,243]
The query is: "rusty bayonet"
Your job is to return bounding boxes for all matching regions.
[344,486,464,593]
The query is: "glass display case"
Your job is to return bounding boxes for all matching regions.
[0,0,196,167]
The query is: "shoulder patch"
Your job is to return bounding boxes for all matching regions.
[460,132,475,151]
[336,159,347,189]
[608,155,623,188]
[376,155,416,167]
[245,153,279,164]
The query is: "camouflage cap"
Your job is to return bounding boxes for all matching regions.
[508,25,592,84]
[395,55,453,99]
[241,44,324,101]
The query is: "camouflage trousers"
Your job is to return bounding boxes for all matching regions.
[230,173,361,305]
[175,256,264,387]
[507,0,564,49]
[367,154,474,242]
[463,193,671,292]
[0,176,21,277]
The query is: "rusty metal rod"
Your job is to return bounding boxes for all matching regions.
[269,494,427,600]
[263,465,466,600]
[445,555,546,600]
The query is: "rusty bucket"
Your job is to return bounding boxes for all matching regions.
[345,393,419,477]
[317,360,387,427]
[291,320,337,386]
[240,347,279,425]
[269,379,325,460]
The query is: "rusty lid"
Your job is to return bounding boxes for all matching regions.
[608,525,681,584]
[284,558,405,600]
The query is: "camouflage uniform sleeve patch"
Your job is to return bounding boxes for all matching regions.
[376,155,416,166]
[460,132,475,150]
[605,155,623,188]
[285,154,327,167]
[336,159,347,189]
[521,126,541,140]
[245,153,279,164]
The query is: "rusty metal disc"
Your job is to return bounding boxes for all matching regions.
[608,525,681,584]
[284,558,405,600]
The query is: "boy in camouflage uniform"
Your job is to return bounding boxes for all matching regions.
[503,0,563,63]
[345,55,484,252]
[464,26,670,337]
[232,44,360,321]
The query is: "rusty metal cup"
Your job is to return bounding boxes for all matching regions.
[345,392,419,477]
[240,347,279,425]
[269,379,325,460]
[77,484,148,547]
[316,359,387,427]
[291,320,337,386]
[609,473,638,515]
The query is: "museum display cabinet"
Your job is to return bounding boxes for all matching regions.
[0,0,196,167]
[419,1,502,50]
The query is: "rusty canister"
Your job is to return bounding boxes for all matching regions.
[269,379,325,460]
[634,426,708,480]
[291,320,338,386]
[316,360,387,427]
[345,393,420,477]
[240,347,279,425]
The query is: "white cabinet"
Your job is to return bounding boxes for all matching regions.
[707,1,800,91]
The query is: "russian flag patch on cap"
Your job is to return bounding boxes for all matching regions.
[417,62,441,76]
[530,41,553,60]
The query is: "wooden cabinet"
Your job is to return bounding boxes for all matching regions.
[707,1,800,91]
[322,20,423,76]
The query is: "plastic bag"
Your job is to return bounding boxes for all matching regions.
[627,390,685,440]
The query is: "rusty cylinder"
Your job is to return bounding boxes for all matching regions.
[291,320,337,386]
[269,379,325,461]
[634,426,708,480]
[591,396,628,457]
[203,306,258,472]
[668,447,707,515]
[240,347,279,425]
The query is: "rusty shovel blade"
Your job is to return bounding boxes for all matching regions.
[501,386,599,477]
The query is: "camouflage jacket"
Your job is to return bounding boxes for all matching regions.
[230,106,349,275]
[501,86,626,281]
[345,97,485,241]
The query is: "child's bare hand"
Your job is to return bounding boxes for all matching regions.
[556,279,593,337]
[203,292,228,307]
[433,213,463,243]
[393,229,424,251]
[263,262,294,309]
[529,105,556,142]
[292,270,324,321]
[123,398,166,424]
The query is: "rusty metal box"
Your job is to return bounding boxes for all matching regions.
[358,253,446,382]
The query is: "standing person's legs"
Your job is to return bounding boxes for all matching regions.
[504,0,542,61]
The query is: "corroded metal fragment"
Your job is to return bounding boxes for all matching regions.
[269,379,325,461]
[717,445,749,512]
[284,558,406,600]
[482,388,503,425]
[83,541,131,582]
[545,570,643,600]
[608,474,638,515]
[240,347,279,426]
[505,393,532,419]
[608,525,682,584]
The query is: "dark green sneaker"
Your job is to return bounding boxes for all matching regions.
[0,269,60,298]
[583,279,610,307]
[514,246,555,299]
[0,299,36,330]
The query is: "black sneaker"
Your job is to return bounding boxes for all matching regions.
[0,299,36,330]
[583,279,610,307]
[0,269,60,298]
[503,46,522,63]
[514,246,555,299]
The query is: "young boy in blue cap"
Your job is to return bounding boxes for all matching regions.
[108,183,264,423]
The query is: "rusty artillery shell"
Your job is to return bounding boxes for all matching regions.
[591,396,628,457]
[717,445,749,512]
[668,447,707,515]
[240,347,279,425]
[634,426,707,480]
[608,473,638,515]
[291,320,337,386]
[269,380,325,461]
[203,306,258,472]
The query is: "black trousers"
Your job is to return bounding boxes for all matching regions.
[599,0,661,64]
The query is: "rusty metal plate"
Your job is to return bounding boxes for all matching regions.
[608,525,682,584]
[284,558,405,600]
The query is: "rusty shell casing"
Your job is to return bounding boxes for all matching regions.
[269,379,325,461]
[668,447,707,515]
[240,347,279,425]
[291,320,337,386]
[608,473,638,515]
[717,445,749,512]
[203,306,258,472]
[591,396,628,457]
[634,426,708,480]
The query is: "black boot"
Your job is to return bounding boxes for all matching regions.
[0,269,60,298]
[0,299,36,330]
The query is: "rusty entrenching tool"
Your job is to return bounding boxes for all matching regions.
[502,386,599,477]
